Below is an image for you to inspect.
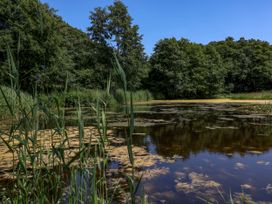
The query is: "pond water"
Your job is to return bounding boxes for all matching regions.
[113,103,272,203]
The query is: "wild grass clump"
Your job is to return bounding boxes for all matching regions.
[44,89,118,107]
[114,89,153,104]
[42,88,153,108]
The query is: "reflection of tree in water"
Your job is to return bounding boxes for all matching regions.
[134,113,272,160]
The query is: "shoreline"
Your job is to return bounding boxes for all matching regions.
[136,99,272,105]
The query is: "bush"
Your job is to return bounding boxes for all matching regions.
[132,90,153,102]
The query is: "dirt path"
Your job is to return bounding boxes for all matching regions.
[136,99,272,105]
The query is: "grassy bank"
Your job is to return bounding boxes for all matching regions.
[217,91,272,100]
[41,89,153,107]
[0,87,153,118]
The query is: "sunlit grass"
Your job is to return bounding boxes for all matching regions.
[218,91,272,100]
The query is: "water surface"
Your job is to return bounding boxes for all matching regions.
[125,103,272,203]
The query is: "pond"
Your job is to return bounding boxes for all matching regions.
[111,103,272,203]
[2,102,272,203]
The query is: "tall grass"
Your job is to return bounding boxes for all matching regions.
[114,89,153,105]
[0,47,144,203]
[0,85,34,118]
[41,88,153,108]
[42,89,117,107]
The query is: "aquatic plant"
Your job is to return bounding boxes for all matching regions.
[0,47,144,204]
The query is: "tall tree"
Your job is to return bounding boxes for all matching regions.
[87,7,114,89]
[0,0,73,92]
[88,7,111,46]
[108,1,148,89]
[88,1,148,90]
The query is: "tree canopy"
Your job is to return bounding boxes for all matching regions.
[147,38,225,98]
[88,0,149,90]
[0,0,148,92]
[147,37,272,99]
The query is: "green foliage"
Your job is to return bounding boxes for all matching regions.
[210,37,272,93]
[148,37,272,99]
[88,1,149,90]
[0,0,149,93]
[41,89,116,107]
[147,38,225,99]
[114,89,153,104]
[0,0,74,91]
[42,89,153,107]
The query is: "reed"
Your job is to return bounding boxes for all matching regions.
[0,47,144,204]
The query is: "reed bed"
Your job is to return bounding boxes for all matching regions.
[0,47,144,204]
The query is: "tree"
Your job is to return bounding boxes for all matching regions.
[88,7,111,46]
[88,1,148,90]
[148,38,188,98]
[0,0,73,92]
[148,38,225,99]
[209,37,272,92]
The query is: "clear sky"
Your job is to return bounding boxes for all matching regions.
[40,0,272,55]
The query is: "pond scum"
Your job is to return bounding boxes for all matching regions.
[0,48,147,204]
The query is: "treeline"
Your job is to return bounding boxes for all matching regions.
[0,0,149,93]
[1,0,272,99]
[147,37,272,99]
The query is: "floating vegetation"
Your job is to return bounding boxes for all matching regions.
[205,126,238,130]
[233,114,266,119]
[107,145,162,169]
[232,192,255,203]
[234,162,246,170]
[256,160,270,166]
[108,118,175,128]
[218,117,235,121]
[266,184,272,194]
[175,172,221,195]
[241,184,254,190]
[140,167,170,180]
[247,150,263,155]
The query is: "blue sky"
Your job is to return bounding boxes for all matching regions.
[41,0,272,55]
